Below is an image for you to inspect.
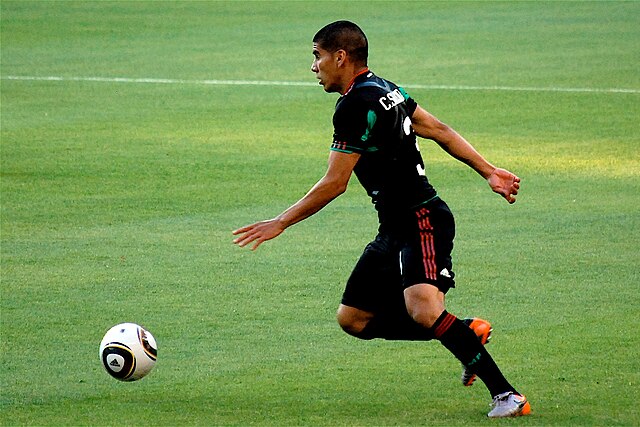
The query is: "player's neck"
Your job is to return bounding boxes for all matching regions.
[340,67,370,95]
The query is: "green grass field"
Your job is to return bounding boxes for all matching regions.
[1,1,639,425]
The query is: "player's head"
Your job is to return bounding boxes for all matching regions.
[313,21,368,67]
[312,21,368,93]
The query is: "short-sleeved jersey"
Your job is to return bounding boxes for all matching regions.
[331,70,437,228]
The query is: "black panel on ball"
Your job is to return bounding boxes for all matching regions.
[101,343,136,380]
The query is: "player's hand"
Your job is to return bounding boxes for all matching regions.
[232,219,285,251]
[487,168,520,204]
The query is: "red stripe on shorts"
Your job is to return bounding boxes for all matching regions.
[416,208,438,281]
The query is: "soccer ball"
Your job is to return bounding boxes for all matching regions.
[99,323,157,381]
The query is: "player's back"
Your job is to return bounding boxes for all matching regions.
[332,71,437,225]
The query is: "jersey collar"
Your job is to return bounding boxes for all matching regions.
[342,68,370,96]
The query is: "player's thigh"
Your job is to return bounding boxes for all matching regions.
[341,234,403,314]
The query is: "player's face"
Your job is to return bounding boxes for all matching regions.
[311,43,341,93]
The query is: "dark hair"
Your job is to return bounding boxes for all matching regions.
[313,21,368,66]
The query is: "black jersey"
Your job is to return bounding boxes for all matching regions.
[331,70,438,228]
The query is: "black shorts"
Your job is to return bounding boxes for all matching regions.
[341,198,456,313]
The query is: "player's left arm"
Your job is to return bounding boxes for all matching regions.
[232,150,360,250]
[410,104,520,204]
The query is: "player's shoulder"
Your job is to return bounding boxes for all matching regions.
[337,73,388,109]
[348,72,414,115]
[355,72,398,91]
[346,72,398,101]
[334,89,367,118]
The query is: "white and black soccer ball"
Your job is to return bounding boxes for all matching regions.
[99,323,157,381]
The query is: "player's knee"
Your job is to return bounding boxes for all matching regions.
[336,312,367,338]
[336,305,373,340]
[407,307,441,328]
[338,319,370,339]
[404,283,445,328]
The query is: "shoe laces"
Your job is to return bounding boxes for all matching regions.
[491,392,514,408]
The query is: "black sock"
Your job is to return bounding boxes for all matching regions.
[432,311,517,397]
[359,312,435,341]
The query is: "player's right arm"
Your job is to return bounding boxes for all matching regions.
[232,150,360,250]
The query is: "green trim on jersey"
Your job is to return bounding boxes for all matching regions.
[411,194,440,209]
[330,147,354,154]
[361,110,377,142]
[398,86,410,100]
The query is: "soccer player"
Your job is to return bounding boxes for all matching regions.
[233,21,530,418]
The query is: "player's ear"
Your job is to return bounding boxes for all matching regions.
[335,49,347,67]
